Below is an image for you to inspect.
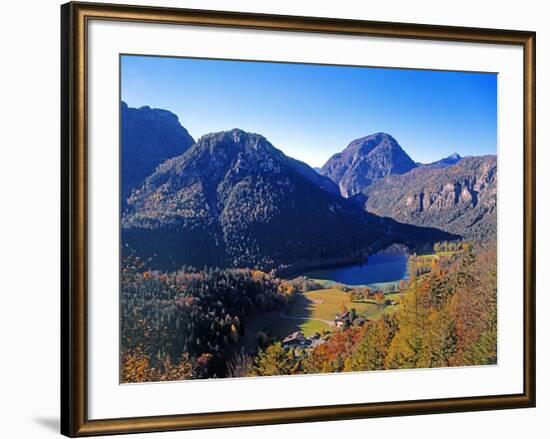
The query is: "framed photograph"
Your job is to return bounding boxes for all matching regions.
[61,2,536,436]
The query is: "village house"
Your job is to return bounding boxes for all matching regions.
[334,311,367,329]
[282,331,327,352]
[282,331,305,347]
[334,311,351,328]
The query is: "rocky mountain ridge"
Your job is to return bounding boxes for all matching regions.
[122,128,454,270]
[354,155,497,240]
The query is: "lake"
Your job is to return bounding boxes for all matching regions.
[301,250,409,286]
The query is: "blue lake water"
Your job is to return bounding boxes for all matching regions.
[301,251,409,286]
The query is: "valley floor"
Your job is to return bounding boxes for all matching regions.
[243,288,402,342]
[120,241,497,382]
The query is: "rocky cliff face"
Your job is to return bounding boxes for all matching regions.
[121,102,195,204]
[321,133,417,197]
[355,155,497,240]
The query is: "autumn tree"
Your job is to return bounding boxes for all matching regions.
[252,343,300,376]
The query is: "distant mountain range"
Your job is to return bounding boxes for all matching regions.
[417,153,463,169]
[120,102,495,271]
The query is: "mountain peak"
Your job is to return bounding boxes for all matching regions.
[418,152,464,169]
[121,102,195,204]
[353,132,396,142]
[321,133,416,197]
[191,129,286,167]
[345,132,399,155]
[199,128,265,145]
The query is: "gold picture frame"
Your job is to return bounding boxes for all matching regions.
[61,2,536,436]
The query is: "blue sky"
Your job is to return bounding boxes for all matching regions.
[121,55,497,167]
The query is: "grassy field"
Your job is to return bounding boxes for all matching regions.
[434,250,457,258]
[417,250,457,262]
[295,319,330,337]
[385,291,405,301]
[286,288,376,320]
[278,288,400,336]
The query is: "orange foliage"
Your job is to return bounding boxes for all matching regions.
[121,346,193,383]
[303,326,366,372]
